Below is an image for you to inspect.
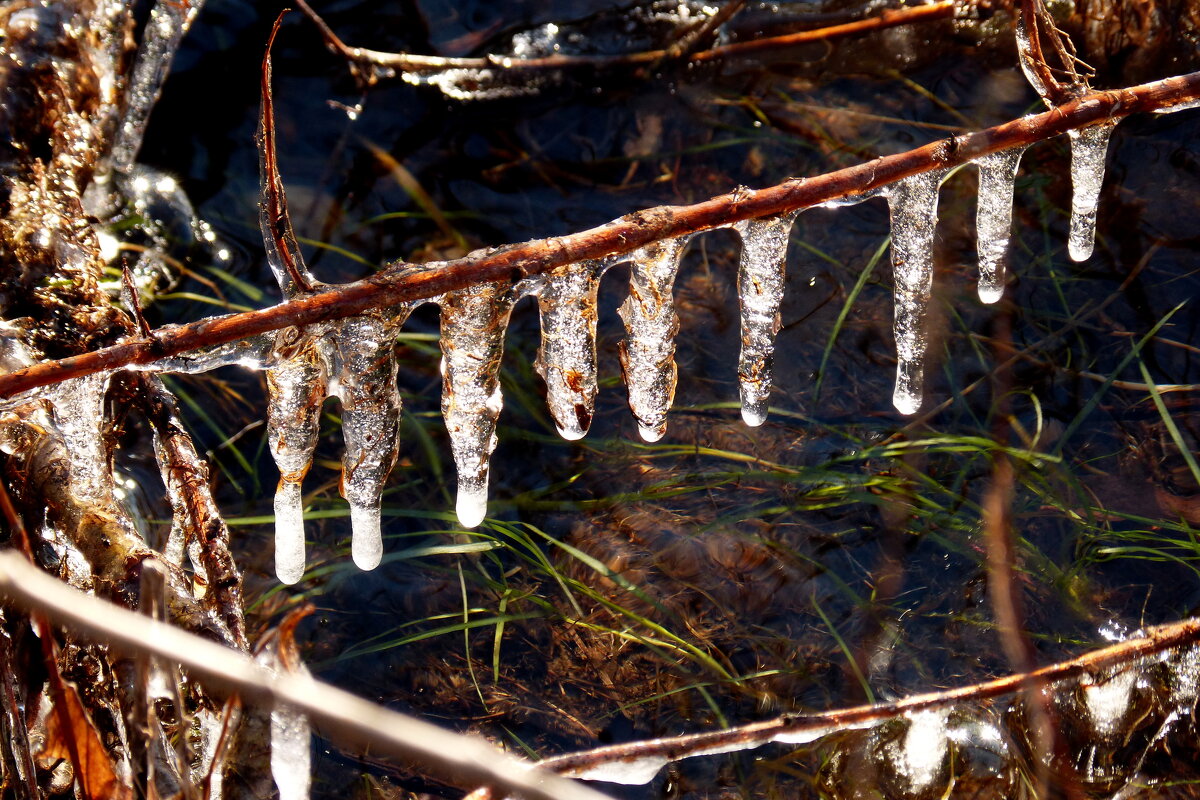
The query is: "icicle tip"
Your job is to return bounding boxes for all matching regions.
[456,487,488,529]
[274,480,307,585]
[350,504,383,570]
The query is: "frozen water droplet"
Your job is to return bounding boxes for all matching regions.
[734,213,797,426]
[618,237,687,442]
[332,315,403,569]
[886,170,947,415]
[1067,122,1116,262]
[274,480,306,585]
[441,283,515,528]
[974,147,1027,303]
[535,262,602,440]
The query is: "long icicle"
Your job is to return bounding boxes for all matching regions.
[1066,121,1117,262]
[535,261,604,441]
[440,283,516,528]
[886,170,947,415]
[974,147,1027,303]
[266,346,326,584]
[331,315,404,571]
[618,238,688,442]
[734,213,798,426]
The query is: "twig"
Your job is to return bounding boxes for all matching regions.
[295,0,958,80]
[0,552,615,800]
[537,615,1200,781]
[0,70,1197,399]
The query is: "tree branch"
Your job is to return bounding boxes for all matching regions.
[0,70,1197,399]
[0,551,614,800]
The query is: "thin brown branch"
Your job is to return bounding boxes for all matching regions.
[0,552,615,800]
[0,70,1198,399]
[138,374,249,651]
[296,0,958,78]
[537,616,1200,780]
[259,10,315,296]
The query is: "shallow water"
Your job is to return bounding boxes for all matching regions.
[129,1,1200,797]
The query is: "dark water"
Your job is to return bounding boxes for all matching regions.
[133,1,1200,797]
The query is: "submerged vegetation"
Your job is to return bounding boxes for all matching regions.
[1,0,1200,798]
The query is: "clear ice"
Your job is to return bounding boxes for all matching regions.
[270,703,312,800]
[330,315,403,571]
[734,213,797,426]
[266,346,327,585]
[111,0,205,174]
[440,283,515,528]
[1067,122,1116,262]
[885,170,947,415]
[535,261,603,441]
[974,147,1026,303]
[618,237,687,442]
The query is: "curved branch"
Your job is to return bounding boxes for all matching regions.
[0,70,1197,399]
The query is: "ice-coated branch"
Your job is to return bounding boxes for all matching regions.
[0,552,615,800]
[537,616,1200,784]
[1,69,1197,401]
[295,0,958,87]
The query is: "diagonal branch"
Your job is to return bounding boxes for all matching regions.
[0,551,613,800]
[0,70,1197,399]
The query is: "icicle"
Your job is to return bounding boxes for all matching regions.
[885,169,947,415]
[266,346,327,585]
[270,703,312,800]
[974,147,1026,303]
[1067,122,1116,262]
[734,213,797,426]
[440,283,515,528]
[330,315,403,571]
[618,237,687,442]
[110,0,206,175]
[535,261,602,441]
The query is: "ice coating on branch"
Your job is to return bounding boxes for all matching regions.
[111,0,205,173]
[618,237,688,442]
[266,346,327,585]
[885,169,947,415]
[734,213,798,426]
[535,261,603,440]
[568,756,669,785]
[440,283,515,528]
[46,373,113,504]
[974,147,1026,303]
[1067,122,1116,262]
[330,315,403,571]
[886,710,950,792]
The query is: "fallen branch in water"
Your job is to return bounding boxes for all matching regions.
[0,69,1197,399]
[296,0,960,82]
[0,551,614,800]
[537,616,1200,783]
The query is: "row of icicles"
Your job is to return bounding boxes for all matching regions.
[176,120,1119,584]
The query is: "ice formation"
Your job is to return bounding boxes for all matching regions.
[734,213,798,426]
[1067,122,1116,262]
[885,169,948,415]
[440,283,516,528]
[535,261,603,441]
[974,147,1027,303]
[618,237,688,442]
